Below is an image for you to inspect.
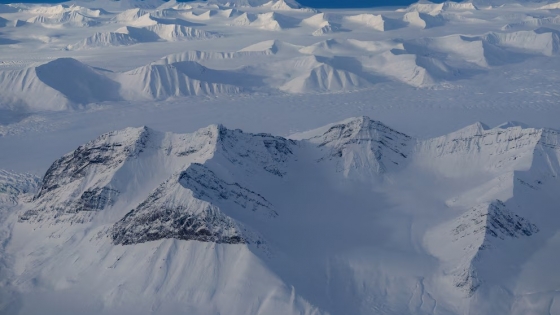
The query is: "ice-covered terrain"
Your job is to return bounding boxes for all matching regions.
[1,0,560,314]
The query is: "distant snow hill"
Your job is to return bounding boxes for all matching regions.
[2,116,560,315]
[3,24,560,112]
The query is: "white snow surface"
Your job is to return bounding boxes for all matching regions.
[2,0,560,314]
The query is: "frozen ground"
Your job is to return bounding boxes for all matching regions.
[1,0,560,314]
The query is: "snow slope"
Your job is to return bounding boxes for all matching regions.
[114,60,243,99]
[2,1,560,313]
[0,58,121,111]
[3,116,560,315]
[230,11,299,30]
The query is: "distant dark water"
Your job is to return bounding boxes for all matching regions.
[0,0,450,7]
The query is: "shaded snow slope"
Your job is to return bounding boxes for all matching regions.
[5,116,560,315]
[0,58,121,111]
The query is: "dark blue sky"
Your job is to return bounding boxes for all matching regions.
[0,0,451,7]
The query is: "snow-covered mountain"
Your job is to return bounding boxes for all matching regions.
[3,116,560,315]
[2,0,560,313]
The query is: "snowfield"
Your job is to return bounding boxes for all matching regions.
[1,0,560,314]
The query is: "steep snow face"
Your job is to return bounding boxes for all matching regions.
[296,116,411,180]
[115,61,242,99]
[21,126,154,224]
[425,200,539,296]
[279,61,369,93]
[110,167,259,245]
[415,122,557,178]
[261,55,375,93]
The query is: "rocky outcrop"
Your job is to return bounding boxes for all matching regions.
[20,127,151,223]
[111,162,274,245]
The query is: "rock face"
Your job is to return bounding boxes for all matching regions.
[446,200,538,295]
[111,163,275,245]
[111,171,246,245]
[20,127,150,223]
[453,200,538,245]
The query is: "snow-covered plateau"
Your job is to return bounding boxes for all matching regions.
[1,0,560,314]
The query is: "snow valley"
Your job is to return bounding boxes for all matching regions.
[1,0,560,314]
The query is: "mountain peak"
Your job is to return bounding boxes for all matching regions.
[304,116,411,179]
